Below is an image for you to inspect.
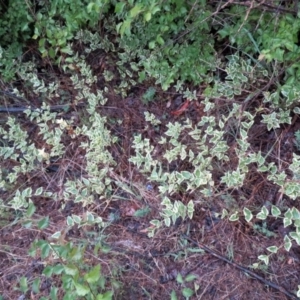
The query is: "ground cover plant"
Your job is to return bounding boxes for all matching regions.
[1,0,300,299]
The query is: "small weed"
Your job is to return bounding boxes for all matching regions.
[171,273,199,300]
[253,222,277,238]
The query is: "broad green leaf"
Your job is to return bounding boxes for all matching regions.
[51,230,62,239]
[69,245,84,261]
[229,212,239,221]
[22,187,32,197]
[290,231,300,245]
[40,242,51,259]
[38,216,49,229]
[294,219,300,227]
[283,217,292,228]
[19,276,28,293]
[292,207,300,220]
[96,291,113,300]
[67,216,74,226]
[170,290,178,300]
[271,205,281,218]
[74,282,90,296]
[258,254,269,265]
[181,171,192,180]
[144,12,152,22]
[130,4,143,18]
[35,187,43,195]
[52,264,64,275]
[32,278,41,293]
[115,2,126,14]
[149,41,156,49]
[185,274,198,282]
[284,208,293,219]
[182,287,194,298]
[64,264,78,276]
[134,207,151,217]
[176,273,184,284]
[84,265,101,284]
[256,206,268,220]
[284,235,292,251]
[72,214,81,224]
[243,207,253,222]
[82,177,90,186]
[43,265,53,277]
[266,246,278,253]
[164,217,171,227]
[50,286,58,300]
[22,220,32,229]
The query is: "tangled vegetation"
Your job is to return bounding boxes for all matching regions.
[1,0,300,299]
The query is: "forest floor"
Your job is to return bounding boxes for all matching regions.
[1,46,300,300]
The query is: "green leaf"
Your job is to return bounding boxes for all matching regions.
[221,209,228,219]
[48,47,56,59]
[43,265,54,277]
[187,200,194,219]
[72,214,81,224]
[156,35,164,45]
[285,208,293,219]
[52,264,64,275]
[130,4,143,18]
[35,187,44,195]
[181,171,192,180]
[74,282,90,296]
[266,246,278,253]
[40,242,51,259]
[50,286,58,300]
[185,274,198,282]
[38,216,49,229]
[176,273,184,284]
[32,278,41,293]
[96,291,113,300]
[187,248,205,253]
[67,216,74,226]
[22,220,32,229]
[39,38,46,48]
[19,276,28,293]
[115,2,126,14]
[64,264,78,276]
[134,207,151,217]
[170,290,178,300]
[51,231,61,239]
[284,217,292,228]
[84,264,101,284]
[271,205,281,218]
[294,219,300,228]
[144,12,152,22]
[258,254,269,265]
[290,231,300,245]
[284,235,292,251]
[26,202,36,217]
[22,187,32,197]
[243,207,253,222]
[182,287,194,298]
[229,212,239,221]
[292,207,300,220]
[256,206,268,220]
[69,246,84,261]
[149,41,156,49]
